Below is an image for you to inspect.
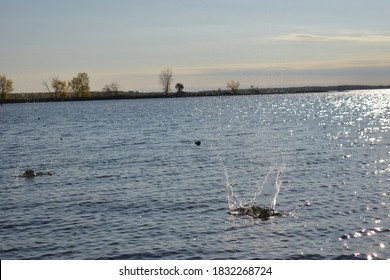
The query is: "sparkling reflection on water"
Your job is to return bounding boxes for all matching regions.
[0,90,389,259]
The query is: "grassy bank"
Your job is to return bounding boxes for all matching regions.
[2,84,390,104]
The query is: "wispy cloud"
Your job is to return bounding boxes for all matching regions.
[276,33,390,43]
[171,58,390,77]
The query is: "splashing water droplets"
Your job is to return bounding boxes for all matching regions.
[214,141,286,218]
[271,164,286,210]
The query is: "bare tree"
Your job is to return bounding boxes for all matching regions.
[103,82,120,95]
[0,74,14,102]
[70,72,90,98]
[159,68,173,95]
[42,80,52,94]
[226,80,240,94]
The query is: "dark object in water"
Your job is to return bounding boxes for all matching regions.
[195,140,201,146]
[229,205,282,219]
[23,169,36,178]
[21,169,54,178]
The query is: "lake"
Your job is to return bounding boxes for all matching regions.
[1,89,389,259]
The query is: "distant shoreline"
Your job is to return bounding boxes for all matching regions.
[3,84,390,103]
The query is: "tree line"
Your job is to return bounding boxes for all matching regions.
[1,69,242,103]
[42,72,91,99]
[1,72,93,102]
[158,68,239,95]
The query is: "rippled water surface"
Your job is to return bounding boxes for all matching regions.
[1,90,389,259]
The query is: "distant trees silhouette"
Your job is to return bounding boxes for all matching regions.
[159,68,173,95]
[52,78,69,99]
[43,77,70,99]
[175,83,184,94]
[0,74,13,103]
[103,82,120,95]
[43,74,90,99]
[70,73,90,98]
[227,80,240,94]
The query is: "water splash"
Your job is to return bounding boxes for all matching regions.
[271,164,285,210]
[213,140,286,214]
[216,148,242,209]
[250,171,270,206]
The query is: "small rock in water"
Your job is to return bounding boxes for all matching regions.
[21,169,54,178]
[23,169,36,178]
[229,205,281,219]
[195,140,201,146]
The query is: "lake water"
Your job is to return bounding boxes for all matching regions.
[1,90,389,260]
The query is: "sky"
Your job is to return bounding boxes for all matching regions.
[1,0,390,93]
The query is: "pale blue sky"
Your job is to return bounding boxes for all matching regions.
[1,0,390,92]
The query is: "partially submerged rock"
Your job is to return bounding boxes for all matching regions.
[21,169,54,178]
[229,205,282,219]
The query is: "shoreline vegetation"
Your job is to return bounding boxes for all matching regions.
[2,84,390,104]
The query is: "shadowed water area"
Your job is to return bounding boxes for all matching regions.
[1,90,389,259]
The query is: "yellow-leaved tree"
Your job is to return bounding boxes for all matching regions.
[0,74,14,103]
[70,73,90,98]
